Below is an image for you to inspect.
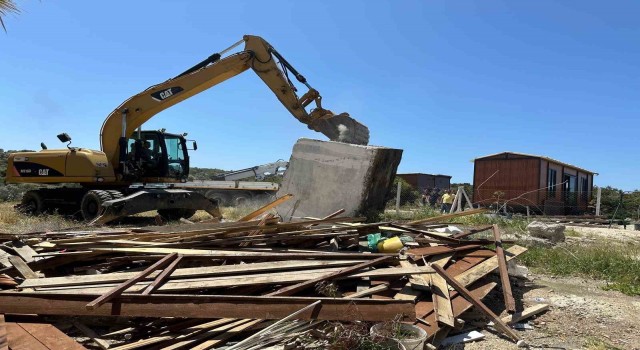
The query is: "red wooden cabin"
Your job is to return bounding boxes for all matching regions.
[473,152,596,215]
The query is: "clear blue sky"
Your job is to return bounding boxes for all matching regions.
[1,1,638,190]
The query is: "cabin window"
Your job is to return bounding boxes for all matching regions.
[547,168,557,197]
[580,177,589,194]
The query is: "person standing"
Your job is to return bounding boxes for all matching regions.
[421,188,430,206]
[441,189,454,213]
[429,188,440,208]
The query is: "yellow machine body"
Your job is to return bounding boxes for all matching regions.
[6,148,116,184]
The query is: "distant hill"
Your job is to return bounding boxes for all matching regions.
[0,149,38,202]
[188,167,227,181]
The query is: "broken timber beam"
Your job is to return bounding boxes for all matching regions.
[269,256,392,296]
[493,225,516,313]
[502,304,549,325]
[0,293,415,321]
[7,256,38,279]
[406,244,481,259]
[431,264,520,342]
[142,255,183,295]
[455,245,527,286]
[0,315,6,350]
[86,253,178,310]
[238,194,293,222]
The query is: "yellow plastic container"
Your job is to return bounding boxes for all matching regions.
[377,236,403,253]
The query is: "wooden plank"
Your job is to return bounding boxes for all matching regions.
[30,266,435,294]
[227,300,321,350]
[0,293,416,321]
[109,319,236,350]
[5,322,49,350]
[407,208,488,225]
[393,283,422,301]
[429,263,454,327]
[238,194,293,222]
[10,241,37,263]
[20,259,366,289]
[0,315,7,350]
[398,259,429,291]
[308,208,345,227]
[444,254,487,277]
[501,304,549,325]
[429,252,453,268]
[0,251,11,269]
[86,253,177,310]
[269,256,392,296]
[455,245,527,286]
[349,284,389,298]
[407,244,481,259]
[493,225,516,312]
[239,214,275,247]
[142,255,183,295]
[432,264,520,342]
[189,319,262,350]
[7,256,38,279]
[83,246,383,257]
[7,322,87,350]
[417,282,497,338]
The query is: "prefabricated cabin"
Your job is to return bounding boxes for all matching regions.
[397,173,452,192]
[473,152,596,215]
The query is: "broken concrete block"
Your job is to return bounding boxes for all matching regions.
[526,221,566,243]
[276,138,402,219]
[507,260,530,279]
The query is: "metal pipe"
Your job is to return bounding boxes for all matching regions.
[220,38,245,56]
[121,108,128,138]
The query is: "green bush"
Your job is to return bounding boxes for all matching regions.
[385,177,421,207]
[520,243,640,296]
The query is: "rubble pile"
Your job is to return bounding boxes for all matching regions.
[0,203,546,349]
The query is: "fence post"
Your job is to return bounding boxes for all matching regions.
[395,181,401,215]
[595,187,602,216]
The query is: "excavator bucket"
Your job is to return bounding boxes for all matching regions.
[308,113,370,145]
[90,189,221,225]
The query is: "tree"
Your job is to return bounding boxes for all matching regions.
[0,0,20,32]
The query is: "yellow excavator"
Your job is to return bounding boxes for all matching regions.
[5,35,369,223]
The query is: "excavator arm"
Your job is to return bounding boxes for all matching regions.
[100,35,369,174]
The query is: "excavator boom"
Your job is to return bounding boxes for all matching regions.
[101,35,369,173]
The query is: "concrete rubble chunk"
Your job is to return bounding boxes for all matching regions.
[526,221,566,243]
[276,138,402,220]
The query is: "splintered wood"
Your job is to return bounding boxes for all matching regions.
[0,206,543,349]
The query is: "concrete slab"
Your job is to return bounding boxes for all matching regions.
[276,138,402,220]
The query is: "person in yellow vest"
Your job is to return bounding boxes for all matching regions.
[441,189,454,213]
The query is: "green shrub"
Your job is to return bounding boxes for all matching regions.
[520,243,640,296]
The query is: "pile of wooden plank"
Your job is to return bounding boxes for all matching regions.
[0,205,546,349]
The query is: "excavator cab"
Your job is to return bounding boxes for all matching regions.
[125,130,190,182]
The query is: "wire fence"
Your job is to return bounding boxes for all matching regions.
[385,182,597,218]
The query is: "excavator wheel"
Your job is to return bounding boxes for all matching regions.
[105,190,125,201]
[157,208,197,221]
[231,191,253,207]
[80,190,114,221]
[20,190,46,215]
[205,191,230,207]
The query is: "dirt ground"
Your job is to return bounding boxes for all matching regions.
[453,225,640,350]
[566,224,640,244]
[451,273,640,350]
